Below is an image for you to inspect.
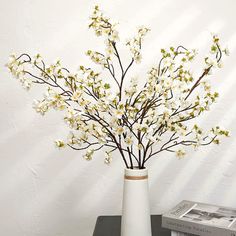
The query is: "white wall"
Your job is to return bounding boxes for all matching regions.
[1,0,236,235]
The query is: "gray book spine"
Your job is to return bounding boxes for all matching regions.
[171,231,194,236]
[162,216,235,236]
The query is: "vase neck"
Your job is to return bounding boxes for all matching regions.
[124,168,148,179]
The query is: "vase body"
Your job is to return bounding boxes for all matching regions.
[121,168,152,236]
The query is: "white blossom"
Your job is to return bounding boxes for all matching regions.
[176,148,186,159]
[55,140,66,148]
[104,152,112,164]
[33,100,49,115]
[83,148,94,161]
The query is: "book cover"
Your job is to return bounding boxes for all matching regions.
[162,200,236,236]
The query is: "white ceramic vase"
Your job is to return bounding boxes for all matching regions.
[121,167,152,236]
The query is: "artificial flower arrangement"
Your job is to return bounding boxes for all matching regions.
[7,5,229,169]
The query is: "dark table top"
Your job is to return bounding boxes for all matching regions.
[93,215,171,236]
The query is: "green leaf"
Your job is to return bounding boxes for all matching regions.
[104,83,110,89]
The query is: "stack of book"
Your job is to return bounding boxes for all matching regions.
[162,200,236,236]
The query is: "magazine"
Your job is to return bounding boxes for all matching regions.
[162,200,236,236]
